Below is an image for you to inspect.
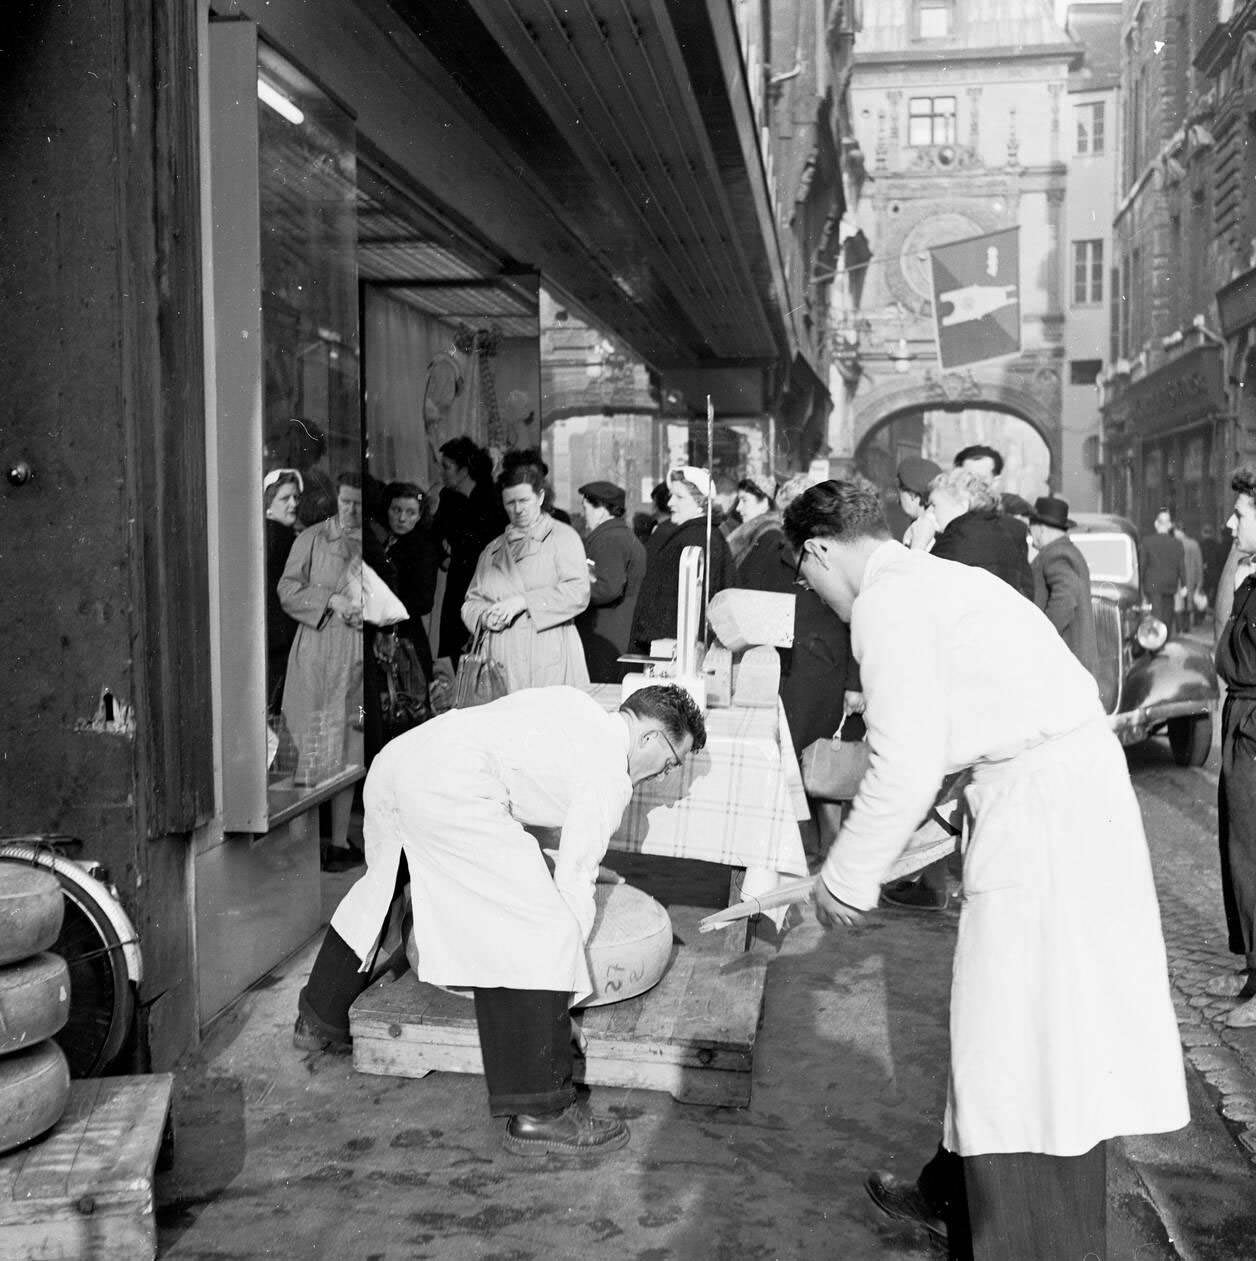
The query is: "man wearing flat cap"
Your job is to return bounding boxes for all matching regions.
[897,456,942,551]
[577,481,647,682]
[1029,496,1099,681]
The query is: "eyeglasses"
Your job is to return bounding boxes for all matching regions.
[793,542,811,590]
[653,727,685,777]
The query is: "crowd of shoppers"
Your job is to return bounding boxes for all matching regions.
[271,430,1246,1260]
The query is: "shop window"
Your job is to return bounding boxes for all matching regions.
[208,23,363,831]
[1070,359,1103,386]
[1072,240,1104,305]
[908,97,957,147]
[1076,101,1105,155]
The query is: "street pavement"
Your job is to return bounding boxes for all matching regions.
[155,712,1256,1259]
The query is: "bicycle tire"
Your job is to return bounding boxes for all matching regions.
[0,850,138,1077]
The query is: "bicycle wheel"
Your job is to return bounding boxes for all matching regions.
[0,849,138,1077]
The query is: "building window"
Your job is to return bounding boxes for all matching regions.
[915,0,954,39]
[1070,359,1103,386]
[908,96,957,147]
[1076,101,1105,155]
[1072,240,1104,305]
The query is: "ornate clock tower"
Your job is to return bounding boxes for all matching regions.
[834,0,1078,497]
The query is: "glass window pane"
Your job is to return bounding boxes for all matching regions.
[257,44,363,805]
[908,116,932,146]
[919,4,952,38]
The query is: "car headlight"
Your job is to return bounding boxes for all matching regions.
[1135,616,1168,652]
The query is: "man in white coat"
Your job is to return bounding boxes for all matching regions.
[784,480,1188,1259]
[294,683,706,1156]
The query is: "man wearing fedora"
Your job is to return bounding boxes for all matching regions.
[1029,496,1099,682]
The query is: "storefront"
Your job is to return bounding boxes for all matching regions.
[1217,264,1256,476]
[2,0,841,1066]
[1103,344,1229,538]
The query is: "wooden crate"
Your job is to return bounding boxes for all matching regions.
[350,930,768,1107]
[0,1074,173,1261]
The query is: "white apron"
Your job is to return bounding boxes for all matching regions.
[330,723,593,1004]
[944,718,1189,1156]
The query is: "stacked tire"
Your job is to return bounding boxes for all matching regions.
[0,863,71,1155]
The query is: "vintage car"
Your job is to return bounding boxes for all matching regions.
[1069,513,1218,766]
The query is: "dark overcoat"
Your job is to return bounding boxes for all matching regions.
[1031,535,1100,680]
[629,516,736,650]
[577,515,647,682]
[931,508,1034,599]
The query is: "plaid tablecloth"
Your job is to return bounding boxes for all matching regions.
[584,684,809,878]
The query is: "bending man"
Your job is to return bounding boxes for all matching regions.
[785,480,1187,1260]
[294,683,706,1157]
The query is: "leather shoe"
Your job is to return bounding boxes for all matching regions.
[503,1101,630,1156]
[880,879,951,912]
[292,1014,352,1055]
[865,1171,947,1244]
[1225,995,1256,1029]
[1205,971,1254,999]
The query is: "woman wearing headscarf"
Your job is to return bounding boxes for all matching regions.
[727,474,794,593]
[263,468,302,717]
[461,450,591,691]
[279,471,365,865]
[629,467,736,652]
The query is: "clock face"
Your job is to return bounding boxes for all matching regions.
[900,212,985,304]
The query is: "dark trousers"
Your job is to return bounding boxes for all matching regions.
[1219,696,1256,968]
[918,1141,1107,1261]
[299,855,576,1118]
[473,988,576,1117]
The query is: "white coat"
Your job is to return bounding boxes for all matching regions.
[330,687,633,1005]
[822,542,1189,1156]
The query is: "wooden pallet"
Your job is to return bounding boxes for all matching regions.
[350,929,768,1107]
[0,1074,174,1261]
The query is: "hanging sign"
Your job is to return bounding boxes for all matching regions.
[929,227,1022,370]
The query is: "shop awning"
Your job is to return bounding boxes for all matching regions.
[388,0,796,374]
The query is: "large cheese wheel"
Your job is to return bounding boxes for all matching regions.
[582,882,674,1008]
[409,880,674,1008]
[0,1040,71,1154]
[0,863,64,965]
[0,952,71,1056]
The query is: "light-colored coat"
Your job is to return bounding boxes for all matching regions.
[462,516,591,692]
[329,687,634,1004]
[278,518,363,784]
[823,542,1188,1156]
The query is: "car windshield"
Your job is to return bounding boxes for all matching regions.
[1073,532,1137,584]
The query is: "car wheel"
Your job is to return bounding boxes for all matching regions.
[1168,714,1212,767]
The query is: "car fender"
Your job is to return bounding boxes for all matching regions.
[1120,639,1219,714]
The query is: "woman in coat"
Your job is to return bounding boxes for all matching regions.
[263,468,302,717]
[928,468,1034,599]
[575,480,647,683]
[462,450,591,692]
[279,471,365,866]
[727,475,793,593]
[435,436,503,665]
[630,467,737,652]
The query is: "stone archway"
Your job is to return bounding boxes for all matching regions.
[850,360,1062,481]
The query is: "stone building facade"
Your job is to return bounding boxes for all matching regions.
[833,0,1076,500]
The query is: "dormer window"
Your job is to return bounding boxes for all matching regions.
[916,0,954,39]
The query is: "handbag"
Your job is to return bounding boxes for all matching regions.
[376,633,431,740]
[801,737,871,801]
[452,627,508,709]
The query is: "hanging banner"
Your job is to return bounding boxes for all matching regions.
[929,227,1021,370]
